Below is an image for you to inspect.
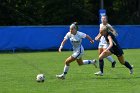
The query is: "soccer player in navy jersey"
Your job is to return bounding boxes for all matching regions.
[94,25,133,76]
[95,15,117,68]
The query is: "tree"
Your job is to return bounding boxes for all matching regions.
[0,0,139,25]
[104,0,140,24]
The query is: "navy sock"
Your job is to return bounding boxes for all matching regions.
[99,59,104,73]
[88,60,91,64]
[124,61,132,70]
[64,72,67,75]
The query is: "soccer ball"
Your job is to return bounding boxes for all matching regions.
[36,74,45,82]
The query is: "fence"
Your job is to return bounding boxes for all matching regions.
[0,25,139,51]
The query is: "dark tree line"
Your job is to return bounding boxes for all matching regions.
[0,0,139,25]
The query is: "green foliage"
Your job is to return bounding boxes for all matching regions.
[105,0,140,25]
[0,0,139,25]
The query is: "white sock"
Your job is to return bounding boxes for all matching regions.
[83,60,94,65]
[63,65,69,75]
[106,56,114,63]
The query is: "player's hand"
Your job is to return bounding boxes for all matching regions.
[95,36,98,41]
[58,48,62,52]
[58,45,63,52]
[90,40,94,44]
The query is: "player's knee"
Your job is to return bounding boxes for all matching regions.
[65,62,70,66]
[118,58,125,65]
[99,56,103,60]
[78,63,83,66]
[119,61,125,65]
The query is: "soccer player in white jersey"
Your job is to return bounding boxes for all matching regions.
[95,15,117,69]
[56,22,97,79]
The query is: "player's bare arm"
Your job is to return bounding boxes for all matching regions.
[95,33,102,41]
[86,35,94,44]
[59,38,67,52]
[105,36,113,52]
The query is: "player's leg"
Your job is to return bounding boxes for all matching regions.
[99,46,116,68]
[76,58,97,68]
[117,55,133,74]
[76,48,97,67]
[98,48,103,54]
[98,46,103,68]
[106,55,116,68]
[95,50,112,76]
[56,56,76,79]
[103,44,116,68]
[106,55,115,63]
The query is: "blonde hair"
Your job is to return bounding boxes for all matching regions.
[70,22,78,31]
[100,25,118,36]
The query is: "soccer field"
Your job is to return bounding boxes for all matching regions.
[0,49,140,93]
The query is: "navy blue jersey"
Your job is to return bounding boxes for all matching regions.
[104,32,119,47]
[104,32,124,57]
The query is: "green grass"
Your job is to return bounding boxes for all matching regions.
[0,49,140,93]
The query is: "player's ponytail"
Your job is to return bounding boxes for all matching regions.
[106,26,110,32]
[70,22,79,31]
[106,25,118,36]
[72,22,78,31]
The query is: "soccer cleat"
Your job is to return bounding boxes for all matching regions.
[130,65,134,74]
[94,71,103,76]
[93,59,98,68]
[112,61,116,68]
[56,74,65,80]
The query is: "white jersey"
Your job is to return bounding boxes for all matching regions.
[64,31,86,59]
[99,23,113,48]
[64,31,86,51]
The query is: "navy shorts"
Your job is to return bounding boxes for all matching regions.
[109,46,124,57]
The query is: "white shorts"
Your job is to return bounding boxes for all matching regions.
[98,36,109,49]
[71,46,84,59]
[98,43,109,49]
